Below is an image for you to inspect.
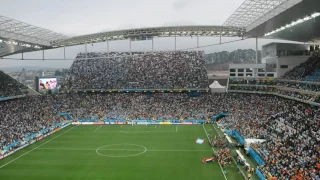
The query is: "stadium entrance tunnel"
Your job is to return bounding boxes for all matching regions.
[95,144,147,157]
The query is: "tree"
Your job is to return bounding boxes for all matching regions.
[54,70,62,76]
[205,49,262,65]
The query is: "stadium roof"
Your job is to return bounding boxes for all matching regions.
[0,15,68,46]
[50,26,245,47]
[249,0,320,42]
[1,0,320,57]
[224,0,320,42]
[223,0,301,31]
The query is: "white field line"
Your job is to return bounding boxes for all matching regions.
[120,131,176,133]
[0,126,77,169]
[93,130,176,133]
[202,125,228,180]
[36,147,213,152]
[94,125,103,132]
[120,126,157,128]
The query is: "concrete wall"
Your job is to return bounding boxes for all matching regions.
[277,56,310,77]
[261,43,310,77]
[276,43,309,51]
[229,64,266,77]
[229,64,266,69]
[262,42,309,59]
[262,43,277,58]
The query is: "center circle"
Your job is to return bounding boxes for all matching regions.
[96,144,147,158]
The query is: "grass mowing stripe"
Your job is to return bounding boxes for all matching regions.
[0,126,77,169]
[202,125,228,180]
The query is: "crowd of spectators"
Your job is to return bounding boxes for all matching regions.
[68,51,208,89]
[228,78,320,103]
[228,85,320,103]
[276,82,320,92]
[64,93,214,121]
[0,96,65,149]
[0,70,27,98]
[217,93,320,179]
[0,49,319,179]
[0,93,226,148]
[229,78,320,92]
[252,104,320,180]
[0,90,319,179]
[283,56,320,81]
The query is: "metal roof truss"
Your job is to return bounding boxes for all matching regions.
[51,26,245,47]
[223,0,302,32]
[0,15,68,46]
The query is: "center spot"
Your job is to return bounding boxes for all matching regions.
[96,144,147,157]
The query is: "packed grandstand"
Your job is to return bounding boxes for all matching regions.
[0,71,27,98]
[0,51,320,180]
[68,51,208,89]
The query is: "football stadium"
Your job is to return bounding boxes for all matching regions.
[0,0,320,180]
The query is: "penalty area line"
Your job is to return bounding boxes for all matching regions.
[0,126,77,169]
[202,125,228,180]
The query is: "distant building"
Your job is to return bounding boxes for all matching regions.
[261,43,310,78]
[44,71,55,76]
[229,43,310,78]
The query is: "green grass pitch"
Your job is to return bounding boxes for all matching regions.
[0,125,242,180]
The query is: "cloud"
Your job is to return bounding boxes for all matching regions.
[173,0,193,11]
[162,20,197,26]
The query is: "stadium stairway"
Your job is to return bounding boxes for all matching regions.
[59,112,74,120]
[226,77,230,92]
[211,112,229,121]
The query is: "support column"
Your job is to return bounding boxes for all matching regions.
[42,50,44,60]
[152,38,154,52]
[107,40,109,57]
[256,37,258,64]
[197,35,199,48]
[22,53,24,60]
[85,43,87,59]
[129,39,132,55]
[63,47,66,60]
[220,35,222,44]
[174,35,177,52]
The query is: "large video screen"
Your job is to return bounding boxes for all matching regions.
[38,78,59,94]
